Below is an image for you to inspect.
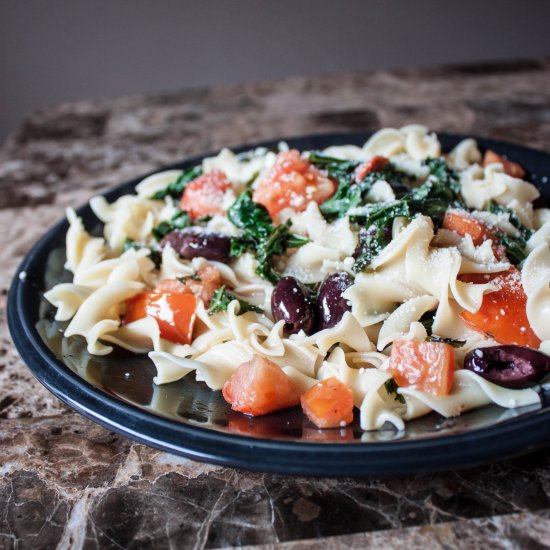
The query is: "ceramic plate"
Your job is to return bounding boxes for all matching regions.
[8,132,550,476]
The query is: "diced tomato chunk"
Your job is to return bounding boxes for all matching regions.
[460,268,541,347]
[156,266,222,305]
[180,170,232,220]
[301,377,354,428]
[252,150,335,220]
[222,355,303,416]
[125,291,197,344]
[443,210,496,246]
[388,340,455,396]
[355,155,390,182]
[443,210,507,260]
[482,150,526,179]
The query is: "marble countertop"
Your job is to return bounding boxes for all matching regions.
[1,59,550,549]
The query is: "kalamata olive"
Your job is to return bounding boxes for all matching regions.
[271,276,316,335]
[316,272,354,330]
[464,345,550,389]
[161,229,231,262]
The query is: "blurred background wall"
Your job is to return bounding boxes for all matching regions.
[1,0,550,142]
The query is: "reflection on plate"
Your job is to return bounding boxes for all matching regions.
[9,132,550,476]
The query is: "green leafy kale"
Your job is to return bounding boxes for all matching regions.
[227,191,309,284]
[122,238,162,269]
[178,273,202,282]
[150,166,202,200]
[384,379,406,405]
[228,190,273,240]
[352,223,392,273]
[408,158,463,215]
[487,201,533,265]
[122,237,137,253]
[244,171,260,189]
[422,157,462,196]
[152,209,191,241]
[195,214,213,224]
[426,335,466,348]
[352,158,464,272]
[419,311,435,335]
[207,285,264,316]
[309,153,411,219]
[418,311,465,347]
[498,234,528,266]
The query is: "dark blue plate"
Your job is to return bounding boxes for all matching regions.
[8,132,550,476]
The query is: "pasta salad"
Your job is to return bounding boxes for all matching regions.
[45,125,550,432]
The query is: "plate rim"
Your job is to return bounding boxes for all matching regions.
[8,130,550,476]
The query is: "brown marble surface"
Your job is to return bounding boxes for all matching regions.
[2,59,550,549]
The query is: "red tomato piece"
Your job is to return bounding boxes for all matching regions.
[252,150,335,220]
[355,155,390,182]
[156,266,222,306]
[301,377,354,428]
[388,340,455,396]
[443,210,507,260]
[222,355,303,416]
[460,268,541,347]
[125,291,197,344]
[482,150,526,179]
[443,210,496,246]
[180,169,232,220]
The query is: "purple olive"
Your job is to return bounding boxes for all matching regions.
[316,272,354,330]
[161,229,231,262]
[271,276,315,335]
[464,345,550,389]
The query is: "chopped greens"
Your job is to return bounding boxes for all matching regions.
[150,166,202,200]
[384,379,406,405]
[426,335,466,348]
[309,153,359,219]
[122,237,137,253]
[422,157,462,196]
[487,201,532,239]
[498,234,528,266]
[208,285,264,316]
[228,191,309,284]
[418,312,465,347]
[419,311,435,335]
[487,201,533,265]
[244,171,260,189]
[309,153,411,219]
[352,223,392,273]
[152,209,191,241]
[228,190,273,240]
[122,238,162,269]
[352,158,464,272]
[178,273,202,282]
[408,158,463,213]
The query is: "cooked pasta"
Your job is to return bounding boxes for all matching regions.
[44,125,550,432]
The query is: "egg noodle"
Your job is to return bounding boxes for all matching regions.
[45,125,550,431]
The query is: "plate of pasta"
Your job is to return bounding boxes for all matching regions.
[9,126,550,475]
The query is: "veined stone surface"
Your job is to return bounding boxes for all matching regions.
[1,58,550,549]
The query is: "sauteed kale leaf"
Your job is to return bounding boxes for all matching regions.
[228,191,309,284]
